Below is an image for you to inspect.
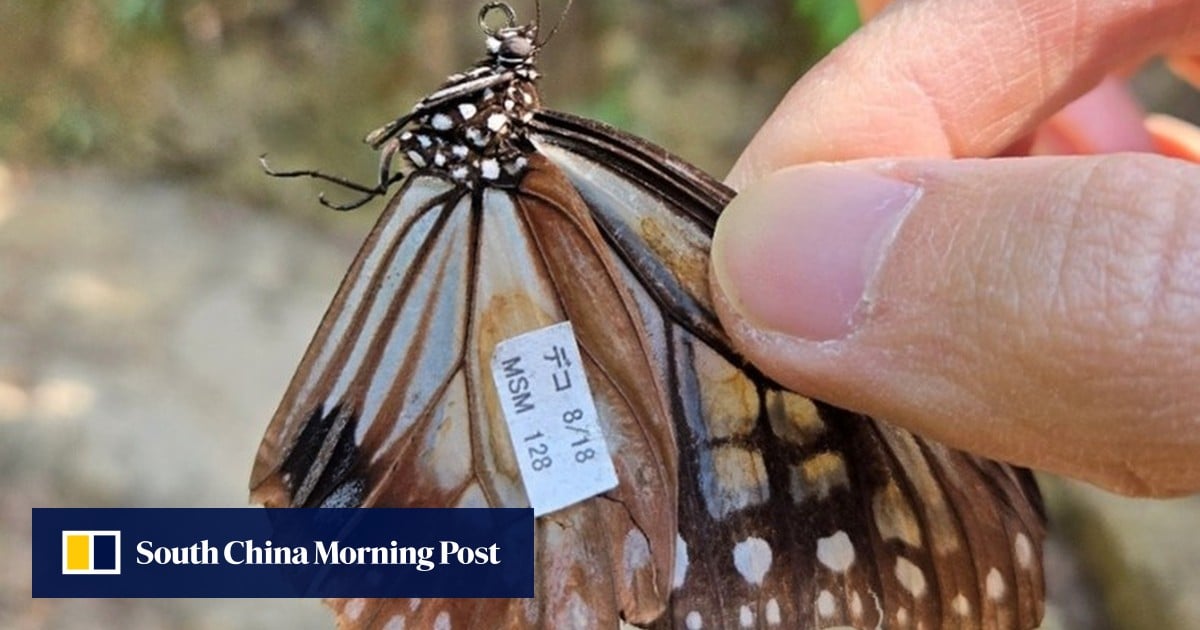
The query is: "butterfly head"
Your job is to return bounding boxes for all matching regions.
[480,3,539,67]
[486,26,538,66]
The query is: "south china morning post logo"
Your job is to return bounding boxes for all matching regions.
[33,508,533,598]
[61,530,121,575]
[133,537,500,572]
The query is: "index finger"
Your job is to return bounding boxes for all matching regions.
[727,0,1200,189]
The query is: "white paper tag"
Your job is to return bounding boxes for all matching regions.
[490,321,619,516]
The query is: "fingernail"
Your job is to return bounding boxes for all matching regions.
[712,164,918,341]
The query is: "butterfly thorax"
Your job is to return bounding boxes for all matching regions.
[370,23,542,189]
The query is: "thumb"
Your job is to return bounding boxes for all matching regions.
[710,155,1200,497]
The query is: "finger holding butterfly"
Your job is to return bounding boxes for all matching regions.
[724,0,1200,180]
[712,0,1200,496]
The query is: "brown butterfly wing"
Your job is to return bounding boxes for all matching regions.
[250,106,1046,630]
[534,110,1046,629]
[252,158,683,627]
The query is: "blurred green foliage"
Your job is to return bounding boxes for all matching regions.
[354,0,416,51]
[111,0,168,31]
[794,0,859,55]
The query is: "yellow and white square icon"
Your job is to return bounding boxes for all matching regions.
[62,531,121,575]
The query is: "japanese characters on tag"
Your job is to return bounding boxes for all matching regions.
[490,322,619,516]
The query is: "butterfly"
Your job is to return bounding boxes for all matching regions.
[251,2,1047,628]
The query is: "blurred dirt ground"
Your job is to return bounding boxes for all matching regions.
[3,1,1200,629]
[0,166,332,629]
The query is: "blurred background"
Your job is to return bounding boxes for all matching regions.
[2,1,1198,628]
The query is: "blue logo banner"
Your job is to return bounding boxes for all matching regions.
[33,508,534,598]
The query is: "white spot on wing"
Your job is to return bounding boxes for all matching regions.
[623,528,651,593]
[986,567,1006,600]
[739,605,754,627]
[894,557,927,598]
[952,593,970,616]
[1015,533,1033,568]
[344,598,365,621]
[816,590,836,618]
[624,529,651,570]
[487,113,508,131]
[816,531,855,573]
[685,611,703,629]
[765,598,781,625]
[732,536,772,585]
[433,610,450,630]
[457,103,477,119]
[432,114,453,131]
[673,533,689,589]
[480,158,500,180]
[382,615,405,630]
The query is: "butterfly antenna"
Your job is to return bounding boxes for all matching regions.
[259,155,391,212]
[536,0,572,48]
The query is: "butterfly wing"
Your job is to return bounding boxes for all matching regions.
[251,156,686,627]
[531,109,1047,629]
[251,110,1045,630]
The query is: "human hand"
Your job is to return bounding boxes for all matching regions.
[710,0,1200,497]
